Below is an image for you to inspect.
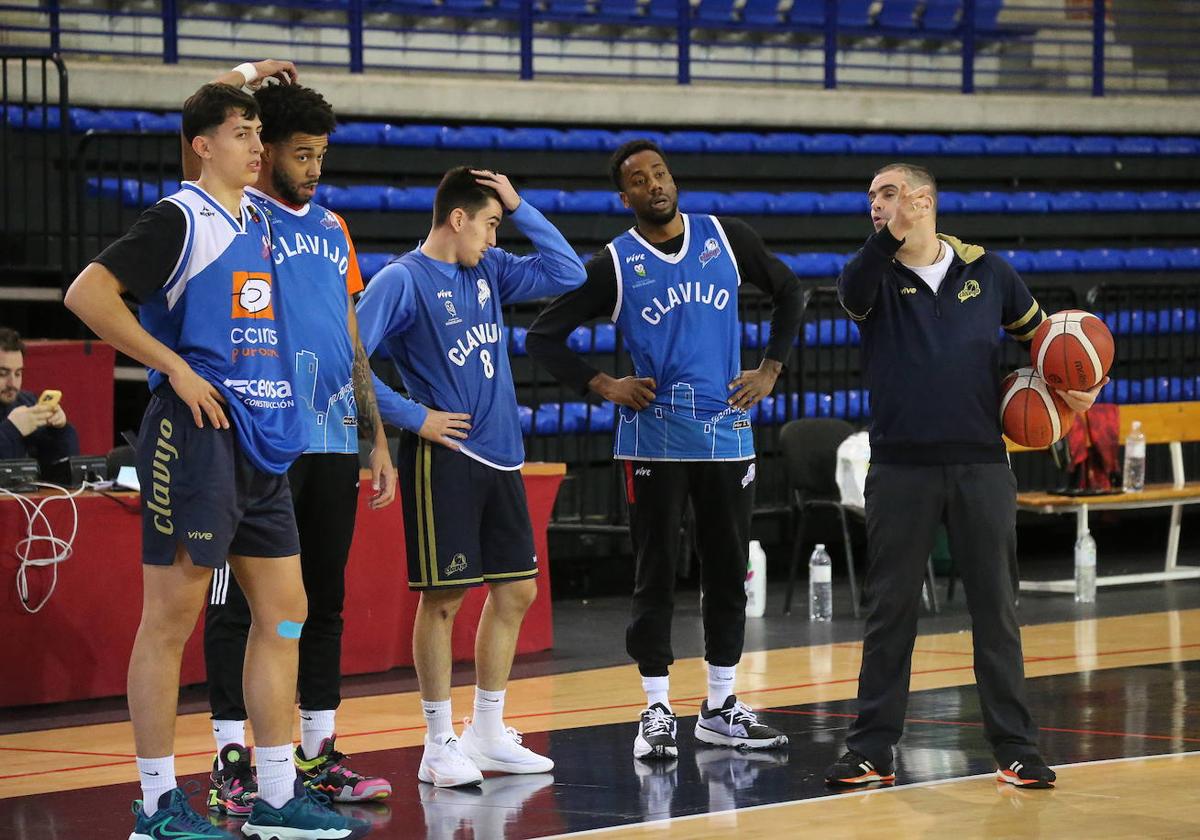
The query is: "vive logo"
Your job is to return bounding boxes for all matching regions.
[958,279,981,302]
[187,530,214,541]
[444,553,468,576]
[634,466,651,477]
[625,253,646,264]
[437,290,454,300]
[900,286,918,296]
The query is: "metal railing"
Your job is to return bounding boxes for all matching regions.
[4,0,1198,94]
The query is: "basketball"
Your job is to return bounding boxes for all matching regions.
[1000,367,1074,448]
[1030,310,1114,391]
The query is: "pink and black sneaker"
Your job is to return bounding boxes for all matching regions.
[295,735,392,802]
[207,743,257,817]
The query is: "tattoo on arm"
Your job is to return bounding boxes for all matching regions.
[352,339,380,441]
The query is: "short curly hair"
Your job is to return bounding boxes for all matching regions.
[254,84,337,145]
[609,139,667,191]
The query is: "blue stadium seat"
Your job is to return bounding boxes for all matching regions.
[1167,247,1200,270]
[1028,249,1080,273]
[877,0,921,31]
[742,321,764,349]
[507,326,529,355]
[984,134,1033,155]
[802,133,855,154]
[518,405,533,436]
[754,133,806,154]
[1123,247,1170,271]
[644,0,683,22]
[136,111,182,133]
[559,190,621,213]
[1004,191,1050,213]
[998,249,1034,273]
[496,127,562,150]
[382,124,444,147]
[567,326,595,352]
[520,189,564,213]
[1072,136,1117,155]
[593,323,617,352]
[534,402,589,434]
[818,192,867,215]
[587,402,616,432]
[1092,191,1141,212]
[1047,191,1096,212]
[550,128,618,151]
[933,191,963,213]
[662,131,708,153]
[1076,248,1126,272]
[848,133,902,154]
[1113,136,1158,156]
[87,177,175,206]
[1136,191,1183,211]
[941,133,989,155]
[958,191,1007,213]
[678,191,724,213]
[695,0,736,24]
[768,192,822,214]
[357,252,393,280]
[1157,137,1200,155]
[1181,191,1200,210]
[333,122,388,144]
[783,252,839,277]
[319,185,388,211]
[720,191,773,214]
[612,129,667,148]
[82,108,141,131]
[921,0,960,31]
[741,0,783,26]
[1028,135,1075,155]
[545,0,593,15]
[441,0,493,11]
[597,0,642,21]
[385,186,437,211]
[438,125,503,149]
[895,134,947,155]
[707,132,759,153]
[789,0,870,27]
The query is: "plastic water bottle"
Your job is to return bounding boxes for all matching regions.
[1074,530,1097,604]
[1122,420,1146,493]
[809,544,832,622]
[745,540,767,618]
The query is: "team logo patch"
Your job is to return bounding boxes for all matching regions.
[634,263,647,278]
[741,463,756,488]
[699,237,721,267]
[320,210,339,230]
[477,278,491,307]
[199,206,215,218]
[958,279,981,302]
[231,271,274,319]
[444,553,468,576]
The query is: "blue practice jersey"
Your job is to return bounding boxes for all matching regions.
[141,183,305,474]
[609,214,753,461]
[248,188,364,455]
[356,200,586,470]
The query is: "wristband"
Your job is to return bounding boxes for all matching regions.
[233,62,259,87]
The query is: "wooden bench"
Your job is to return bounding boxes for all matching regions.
[1006,402,1200,594]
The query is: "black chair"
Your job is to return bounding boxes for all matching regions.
[779,418,938,618]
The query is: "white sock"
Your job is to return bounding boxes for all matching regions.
[707,663,736,710]
[137,755,176,817]
[211,719,246,756]
[642,675,670,711]
[422,699,453,741]
[299,709,335,759]
[472,687,506,737]
[255,743,297,809]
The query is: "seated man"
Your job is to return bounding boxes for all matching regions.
[0,328,79,470]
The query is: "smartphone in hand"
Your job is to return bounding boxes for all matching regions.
[37,389,62,411]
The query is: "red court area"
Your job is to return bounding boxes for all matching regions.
[0,468,562,708]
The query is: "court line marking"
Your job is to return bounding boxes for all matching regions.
[535,750,1200,839]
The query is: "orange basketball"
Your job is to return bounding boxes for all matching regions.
[1000,367,1074,448]
[1030,310,1114,391]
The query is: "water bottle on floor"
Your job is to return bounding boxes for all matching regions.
[1074,529,1097,604]
[809,544,832,622]
[745,540,767,618]
[1122,420,1146,493]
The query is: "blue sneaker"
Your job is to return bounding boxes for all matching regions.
[243,779,371,839]
[130,784,237,839]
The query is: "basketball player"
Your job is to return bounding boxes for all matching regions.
[825,163,1103,790]
[185,67,397,815]
[355,167,586,787]
[526,139,804,759]
[65,84,368,838]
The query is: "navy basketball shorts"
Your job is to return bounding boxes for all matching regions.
[136,386,300,569]
[399,434,539,591]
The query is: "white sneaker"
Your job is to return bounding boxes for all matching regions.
[418,733,484,788]
[459,722,554,774]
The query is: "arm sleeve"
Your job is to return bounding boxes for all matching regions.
[837,226,903,321]
[526,252,619,396]
[997,257,1049,348]
[490,201,587,304]
[353,264,429,432]
[718,217,805,365]
[92,201,188,302]
[333,212,365,296]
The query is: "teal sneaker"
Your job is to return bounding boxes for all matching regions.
[130,784,237,839]
[243,779,371,839]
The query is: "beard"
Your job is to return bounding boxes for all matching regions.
[642,198,679,226]
[272,168,311,207]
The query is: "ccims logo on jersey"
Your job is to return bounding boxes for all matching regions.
[230,272,279,363]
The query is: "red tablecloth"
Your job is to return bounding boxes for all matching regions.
[21,340,116,457]
[0,466,562,708]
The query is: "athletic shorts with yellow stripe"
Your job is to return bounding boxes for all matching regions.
[399,433,539,590]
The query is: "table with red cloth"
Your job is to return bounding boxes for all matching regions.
[0,464,563,708]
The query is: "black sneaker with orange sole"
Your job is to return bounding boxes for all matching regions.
[824,749,896,787]
[996,754,1056,788]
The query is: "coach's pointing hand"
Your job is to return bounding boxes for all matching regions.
[419,409,472,451]
[590,372,656,411]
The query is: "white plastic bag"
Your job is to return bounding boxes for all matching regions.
[835,431,870,509]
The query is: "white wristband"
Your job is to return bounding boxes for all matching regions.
[233,62,259,87]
